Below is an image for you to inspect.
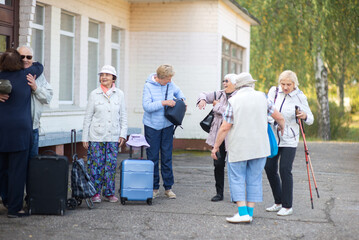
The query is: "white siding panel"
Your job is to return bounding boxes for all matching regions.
[127,31,221,139]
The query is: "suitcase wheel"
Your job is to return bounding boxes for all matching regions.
[120,197,126,205]
[75,197,83,206]
[146,198,152,205]
[66,198,77,210]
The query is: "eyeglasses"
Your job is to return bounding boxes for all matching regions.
[222,79,228,83]
[21,55,33,60]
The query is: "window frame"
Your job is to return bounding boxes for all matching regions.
[111,27,121,87]
[30,4,45,63]
[87,20,100,97]
[59,11,75,104]
[221,38,244,85]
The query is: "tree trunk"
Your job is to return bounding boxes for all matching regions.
[315,51,330,140]
[338,57,346,111]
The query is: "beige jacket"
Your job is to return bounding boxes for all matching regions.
[82,86,127,142]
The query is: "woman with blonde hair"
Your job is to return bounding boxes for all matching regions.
[142,64,185,199]
[265,70,314,216]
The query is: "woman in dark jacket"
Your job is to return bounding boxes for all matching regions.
[0,49,43,218]
[196,73,238,202]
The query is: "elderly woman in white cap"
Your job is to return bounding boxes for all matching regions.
[211,72,285,223]
[82,65,127,203]
[196,73,238,202]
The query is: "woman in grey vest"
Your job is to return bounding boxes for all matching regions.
[211,73,285,223]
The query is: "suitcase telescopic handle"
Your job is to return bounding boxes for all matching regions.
[129,146,144,159]
[71,129,77,158]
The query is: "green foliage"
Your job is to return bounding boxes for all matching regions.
[304,98,352,139]
[347,84,359,113]
[237,0,359,141]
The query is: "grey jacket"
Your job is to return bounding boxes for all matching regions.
[31,73,53,130]
[197,90,238,147]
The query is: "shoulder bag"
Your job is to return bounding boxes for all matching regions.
[164,84,186,126]
[199,92,217,133]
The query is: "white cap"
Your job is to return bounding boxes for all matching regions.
[98,65,117,76]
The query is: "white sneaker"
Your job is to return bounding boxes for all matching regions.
[266,204,282,212]
[226,213,251,223]
[277,207,293,216]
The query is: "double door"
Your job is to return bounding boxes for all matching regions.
[0,0,19,54]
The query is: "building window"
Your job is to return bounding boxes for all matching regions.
[31,4,44,63]
[111,27,121,87]
[221,38,243,81]
[59,12,75,103]
[87,21,99,96]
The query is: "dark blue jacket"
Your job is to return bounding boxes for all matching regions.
[0,62,43,152]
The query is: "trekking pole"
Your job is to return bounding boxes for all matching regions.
[298,118,320,199]
[297,119,314,209]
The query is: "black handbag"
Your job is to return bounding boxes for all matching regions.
[164,85,186,126]
[199,91,219,133]
[0,79,12,94]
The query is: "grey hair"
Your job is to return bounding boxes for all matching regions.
[278,70,299,88]
[224,73,237,84]
[17,45,34,55]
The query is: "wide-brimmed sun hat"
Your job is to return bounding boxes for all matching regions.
[235,72,257,89]
[126,134,150,149]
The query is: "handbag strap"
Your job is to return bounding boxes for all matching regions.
[214,91,216,100]
[165,84,169,100]
[274,87,279,103]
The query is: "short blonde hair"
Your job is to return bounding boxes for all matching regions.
[278,70,299,88]
[156,64,175,79]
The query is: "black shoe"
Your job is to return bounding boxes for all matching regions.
[211,194,223,202]
[7,211,29,218]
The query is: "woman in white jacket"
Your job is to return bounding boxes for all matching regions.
[82,65,127,203]
[265,70,313,216]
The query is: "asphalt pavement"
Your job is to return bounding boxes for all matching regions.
[0,141,358,240]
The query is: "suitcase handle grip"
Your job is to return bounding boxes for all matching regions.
[40,150,58,156]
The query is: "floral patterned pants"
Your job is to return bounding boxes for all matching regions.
[87,142,119,196]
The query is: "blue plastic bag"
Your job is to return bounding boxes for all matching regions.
[267,123,278,158]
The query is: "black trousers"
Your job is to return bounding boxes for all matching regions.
[264,147,297,208]
[213,142,226,196]
[0,150,29,214]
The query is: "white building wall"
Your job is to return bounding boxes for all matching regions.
[18,0,131,137]
[128,0,221,139]
[17,0,255,145]
[128,0,254,140]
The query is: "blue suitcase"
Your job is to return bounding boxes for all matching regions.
[119,147,153,205]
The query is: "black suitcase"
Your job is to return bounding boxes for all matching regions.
[27,151,69,215]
